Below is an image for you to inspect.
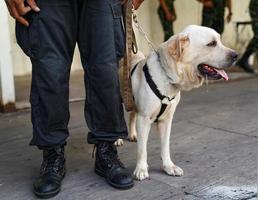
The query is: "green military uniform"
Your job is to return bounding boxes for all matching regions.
[237,0,258,73]
[202,0,226,34]
[246,0,258,57]
[158,0,175,41]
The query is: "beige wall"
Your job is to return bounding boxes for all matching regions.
[135,0,253,54]
[2,0,253,76]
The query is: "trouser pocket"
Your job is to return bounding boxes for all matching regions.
[110,1,125,59]
[15,8,40,58]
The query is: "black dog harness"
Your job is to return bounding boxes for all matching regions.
[131,62,175,122]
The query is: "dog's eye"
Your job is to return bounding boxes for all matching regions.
[207,41,217,47]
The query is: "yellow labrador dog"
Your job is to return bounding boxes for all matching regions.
[117,25,238,180]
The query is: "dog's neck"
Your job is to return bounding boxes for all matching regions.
[146,51,180,98]
[156,49,204,91]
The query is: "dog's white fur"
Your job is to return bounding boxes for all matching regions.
[115,25,236,180]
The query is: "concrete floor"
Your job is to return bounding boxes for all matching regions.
[0,77,258,200]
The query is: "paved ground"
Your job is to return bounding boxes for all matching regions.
[0,77,258,200]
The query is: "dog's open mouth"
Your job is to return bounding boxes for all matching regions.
[198,64,229,80]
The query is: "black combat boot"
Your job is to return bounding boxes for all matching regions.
[237,49,255,74]
[33,146,66,199]
[94,142,134,189]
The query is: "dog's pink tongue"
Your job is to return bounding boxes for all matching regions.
[213,68,229,81]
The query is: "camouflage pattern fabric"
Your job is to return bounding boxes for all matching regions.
[246,0,258,57]
[202,0,226,34]
[158,0,175,41]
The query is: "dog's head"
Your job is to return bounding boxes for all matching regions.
[158,25,238,90]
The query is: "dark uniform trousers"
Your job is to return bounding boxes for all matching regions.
[15,0,128,148]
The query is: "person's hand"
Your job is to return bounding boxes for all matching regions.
[226,13,232,23]
[133,0,144,10]
[165,12,176,22]
[4,0,40,27]
[203,0,214,8]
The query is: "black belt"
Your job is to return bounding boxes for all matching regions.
[131,62,175,122]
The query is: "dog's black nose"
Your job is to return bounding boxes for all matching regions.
[231,51,238,62]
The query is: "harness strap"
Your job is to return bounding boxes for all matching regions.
[154,103,168,123]
[131,63,138,76]
[143,64,166,101]
[142,63,175,122]
[130,62,175,122]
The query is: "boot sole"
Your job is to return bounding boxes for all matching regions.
[34,188,61,199]
[33,172,65,199]
[95,168,134,190]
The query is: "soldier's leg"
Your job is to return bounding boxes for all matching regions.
[16,1,78,197]
[201,7,214,28]
[237,38,255,73]
[77,0,134,190]
[16,0,78,148]
[212,15,225,34]
[237,18,258,73]
[164,22,174,41]
[78,0,128,144]
[158,8,173,41]
[251,20,258,58]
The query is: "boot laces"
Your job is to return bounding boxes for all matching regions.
[95,143,124,168]
[41,148,64,175]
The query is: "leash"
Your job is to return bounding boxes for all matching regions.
[122,0,135,112]
[132,10,175,83]
[132,7,157,52]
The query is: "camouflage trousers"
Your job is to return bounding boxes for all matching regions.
[202,7,224,34]
[158,7,174,41]
[246,18,258,57]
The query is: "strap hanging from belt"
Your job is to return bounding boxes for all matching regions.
[122,0,135,112]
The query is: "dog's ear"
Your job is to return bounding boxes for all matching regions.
[168,33,190,61]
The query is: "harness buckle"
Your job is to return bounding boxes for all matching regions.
[161,98,170,105]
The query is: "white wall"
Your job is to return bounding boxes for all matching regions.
[0,1,15,106]
[1,0,253,76]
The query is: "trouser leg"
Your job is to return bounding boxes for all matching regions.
[16,0,78,147]
[240,40,254,62]
[202,8,214,28]
[251,20,258,57]
[158,8,174,41]
[78,0,128,144]
[212,15,224,34]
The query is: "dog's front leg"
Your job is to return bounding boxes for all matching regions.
[134,115,151,180]
[129,111,137,142]
[157,115,184,176]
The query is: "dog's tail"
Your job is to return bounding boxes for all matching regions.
[131,51,145,70]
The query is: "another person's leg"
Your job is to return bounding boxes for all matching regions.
[212,15,224,34]
[238,16,257,73]
[251,12,258,69]
[201,7,214,29]
[78,0,133,189]
[237,39,255,74]
[16,1,78,198]
[158,8,173,41]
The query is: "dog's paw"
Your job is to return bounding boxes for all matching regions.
[134,167,149,181]
[114,139,124,147]
[163,165,184,176]
[129,134,137,142]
